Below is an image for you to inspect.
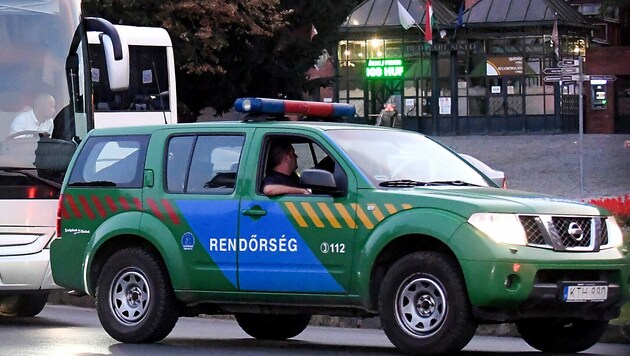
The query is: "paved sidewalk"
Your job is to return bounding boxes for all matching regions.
[435,134,630,200]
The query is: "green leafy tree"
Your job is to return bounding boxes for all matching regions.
[82,0,360,121]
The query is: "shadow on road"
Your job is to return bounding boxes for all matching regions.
[0,315,78,328]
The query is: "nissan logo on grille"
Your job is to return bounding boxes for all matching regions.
[567,222,584,241]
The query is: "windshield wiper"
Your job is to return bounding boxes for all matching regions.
[0,167,61,190]
[379,179,481,188]
[428,180,481,187]
[379,180,435,187]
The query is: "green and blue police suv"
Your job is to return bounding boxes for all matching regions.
[50,103,630,354]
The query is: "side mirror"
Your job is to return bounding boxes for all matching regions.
[300,169,344,196]
[100,33,130,91]
[84,17,129,91]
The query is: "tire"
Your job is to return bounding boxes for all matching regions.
[516,318,608,353]
[95,247,179,343]
[378,251,477,355]
[235,313,311,340]
[0,292,48,317]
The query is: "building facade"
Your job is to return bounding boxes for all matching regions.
[335,0,597,135]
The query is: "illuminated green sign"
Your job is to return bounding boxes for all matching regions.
[365,59,404,78]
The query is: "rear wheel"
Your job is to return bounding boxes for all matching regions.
[96,247,179,343]
[378,251,477,355]
[0,292,48,317]
[516,318,608,353]
[235,313,311,340]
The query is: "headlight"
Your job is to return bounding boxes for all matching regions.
[468,213,527,246]
[603,216,624,249]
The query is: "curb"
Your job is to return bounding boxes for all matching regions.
[48,291,629,344]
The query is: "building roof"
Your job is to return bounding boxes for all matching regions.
[462,0,591,28]
[339,0,592,34]
[341,0,457,33]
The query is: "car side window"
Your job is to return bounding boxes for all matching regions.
[165,136,195,193]
[259,135,347,195]
[68,135,149,188]
[183,135,244,194]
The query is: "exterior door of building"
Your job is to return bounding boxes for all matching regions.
[368,80,402,127]
[488,76,524,133]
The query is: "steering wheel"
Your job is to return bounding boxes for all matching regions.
[4,130,41,140]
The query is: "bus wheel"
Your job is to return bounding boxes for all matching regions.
[96,247,179,343]
[378,251,477,355]
[0,292,48,317]
[235,313,311,340]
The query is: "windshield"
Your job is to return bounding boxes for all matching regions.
[327,129,490,188]
[0,0,82,183]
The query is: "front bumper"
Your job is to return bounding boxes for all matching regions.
[466,262,625,322]
[452,224,630,322]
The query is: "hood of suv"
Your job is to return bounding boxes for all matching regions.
[383,187,604,218]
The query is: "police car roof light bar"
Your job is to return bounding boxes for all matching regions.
[234,97,356,118]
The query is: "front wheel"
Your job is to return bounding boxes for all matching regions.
[96,247,179,343]
[235,313,311,340]
[516,318,608,353]
[378,251,477,355]
[0,292,48,317]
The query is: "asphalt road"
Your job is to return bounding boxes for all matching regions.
[1,305,628,355]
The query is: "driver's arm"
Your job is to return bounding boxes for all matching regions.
[262,184,311,196]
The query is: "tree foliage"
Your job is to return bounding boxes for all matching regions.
[82,0,360,121]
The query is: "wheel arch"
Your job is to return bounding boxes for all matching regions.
[354,208,468,310]
[85,213,189,295]
[368,234,461,312]
[88,234,163,295]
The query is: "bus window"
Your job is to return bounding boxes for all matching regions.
[91,45,169,112]
[88,25,177,127]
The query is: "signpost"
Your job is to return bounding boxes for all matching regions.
[540,60,617,198]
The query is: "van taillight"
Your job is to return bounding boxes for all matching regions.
[502,177,508,189]
[56,194,63,239]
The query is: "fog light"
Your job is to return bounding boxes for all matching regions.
[504,274,521,292]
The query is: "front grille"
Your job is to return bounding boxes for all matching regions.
[518,215,609,252]
[519,216,545,246]
[553,217,591,248]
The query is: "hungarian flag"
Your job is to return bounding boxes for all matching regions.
[424,0,434,45]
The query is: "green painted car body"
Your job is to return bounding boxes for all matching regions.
[50,120,630,352]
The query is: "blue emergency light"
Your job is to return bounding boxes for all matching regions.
[234,97,356,118]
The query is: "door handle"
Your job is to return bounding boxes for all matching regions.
[242,208,267,217]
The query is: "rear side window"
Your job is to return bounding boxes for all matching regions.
[68,135,150,188]
[166,134,244,194]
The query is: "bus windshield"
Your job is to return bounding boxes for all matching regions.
[0,0,84,188]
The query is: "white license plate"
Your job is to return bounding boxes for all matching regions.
[563,283,608,302]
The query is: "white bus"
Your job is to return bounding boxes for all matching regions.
[0,0,174,316]
[89,25,177,127]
